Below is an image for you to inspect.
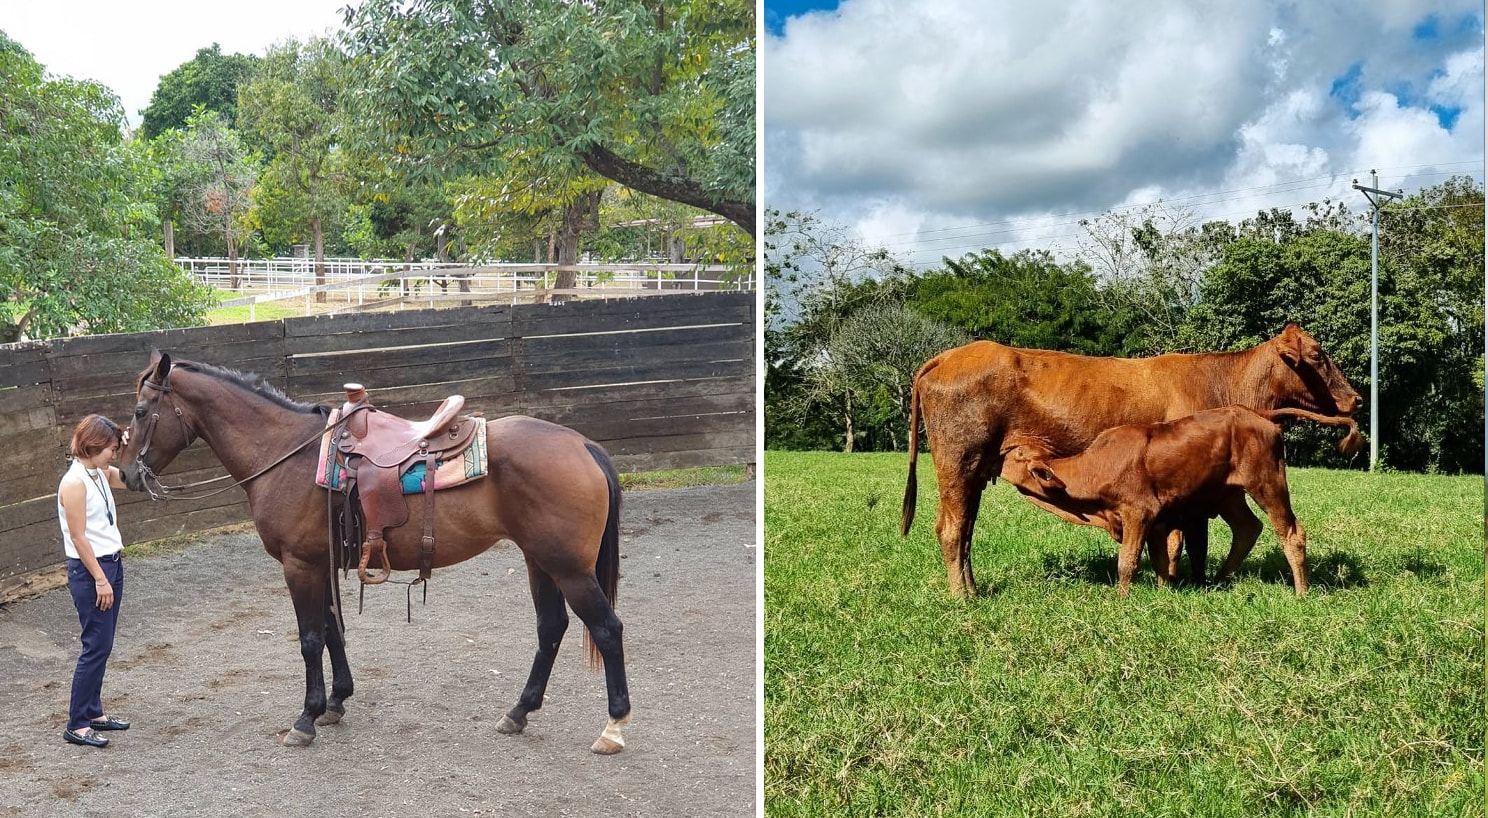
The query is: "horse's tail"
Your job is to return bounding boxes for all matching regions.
[585,441,622,669]
[901,357,933,537]
[1256,407,1363,456]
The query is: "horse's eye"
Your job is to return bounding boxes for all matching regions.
[135,407,146,418]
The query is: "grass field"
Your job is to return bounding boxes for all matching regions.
[764,451,1484,817]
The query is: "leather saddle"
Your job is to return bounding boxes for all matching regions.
[333,384,481,585]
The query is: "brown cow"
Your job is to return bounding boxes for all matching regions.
[1001,406,1360,597]
[900,324,1360,597]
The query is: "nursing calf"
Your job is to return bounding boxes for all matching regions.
[1003,406,1360,597]
[902,324,1360,597]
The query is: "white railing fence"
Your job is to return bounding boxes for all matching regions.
[176,257,755,302]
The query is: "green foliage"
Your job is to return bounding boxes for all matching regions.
[139,44,260,140]
[911,249,1119,355]
[238,37,353,255]
[0,32,214,341]
[342,0,756,234]
[169,109,260,261]
[766,451,1484,816]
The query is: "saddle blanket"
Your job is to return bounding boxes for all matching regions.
[315,407,489,493]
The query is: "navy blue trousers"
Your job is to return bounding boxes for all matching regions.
[67,554,123,731]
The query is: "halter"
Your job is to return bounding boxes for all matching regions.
[132,371,339,501]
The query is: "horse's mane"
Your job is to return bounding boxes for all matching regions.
[172,360,331,417]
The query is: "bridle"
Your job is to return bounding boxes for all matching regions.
[131,371,339,501]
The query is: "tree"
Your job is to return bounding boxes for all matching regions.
[797,303,969,452]
[448,147,610,298]
[139,44,260,139]
[175,110,258,282]
[910,249,1122,355]
[341,0,756,235]
[1174,192,1482,473]
[238,37,352,297]
[1378,177,1485,472]
[0,31,214,341]
[765,210,918,451]
[1076,202,1230,354]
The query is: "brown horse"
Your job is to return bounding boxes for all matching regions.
[117,351,630,753]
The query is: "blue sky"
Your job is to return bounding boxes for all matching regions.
[765,0,842,36]
[763,0,1486,266]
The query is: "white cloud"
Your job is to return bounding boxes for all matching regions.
[765,0,1486,265]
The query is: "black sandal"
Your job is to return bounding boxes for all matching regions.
[89,716,130,731]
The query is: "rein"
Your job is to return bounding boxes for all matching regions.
[133,377,347,502]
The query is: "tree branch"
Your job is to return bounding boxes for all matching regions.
[576,143,755,237]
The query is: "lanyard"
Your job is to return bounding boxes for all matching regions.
[84,467,115,527]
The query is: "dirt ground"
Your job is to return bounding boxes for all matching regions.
[0,481,757,818]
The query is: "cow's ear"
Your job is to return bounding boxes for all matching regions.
[1030,462,1065,491]
[1276,325,1303,366]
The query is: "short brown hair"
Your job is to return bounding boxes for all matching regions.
[70,414,121,459]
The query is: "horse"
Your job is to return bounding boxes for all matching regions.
[117,350,631,753]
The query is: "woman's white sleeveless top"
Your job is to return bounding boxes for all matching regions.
[58,459,123,559]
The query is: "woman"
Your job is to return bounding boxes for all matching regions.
[57,414,132,748]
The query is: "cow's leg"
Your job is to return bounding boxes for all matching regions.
[1181,520,1209,585]
[1213,495,1263,585]
[1163,529,1183,586]
[1116,516,1151,598]
[1147,525,1174,588]
[932,450,988,597]
[1247,480,1308,595]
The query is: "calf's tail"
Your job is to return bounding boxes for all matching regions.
[1257,408,1363,456]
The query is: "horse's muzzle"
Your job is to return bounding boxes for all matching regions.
[120,462,146,493]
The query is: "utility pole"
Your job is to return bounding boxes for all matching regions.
[1351,170,1402,472]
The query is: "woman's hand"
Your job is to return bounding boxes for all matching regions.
[94,578,114,611]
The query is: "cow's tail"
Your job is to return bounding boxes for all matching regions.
[1257,408,1363,457]
[901,358,934,536]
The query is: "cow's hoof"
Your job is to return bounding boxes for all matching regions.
[282,728,315,747]
[495,715,525,735]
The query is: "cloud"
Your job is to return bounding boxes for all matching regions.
[764,0,1485,264]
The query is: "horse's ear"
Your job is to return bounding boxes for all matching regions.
[154,351,172,382]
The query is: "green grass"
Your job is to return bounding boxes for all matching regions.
[621,464,752,490]
[204,300,312,324]
[765,451,1483,817]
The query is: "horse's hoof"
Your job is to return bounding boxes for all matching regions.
[282,728,316,747]
[495,715,525,735]
[590,714,628,754]
[315,709,343,726]
[590,736,624,755]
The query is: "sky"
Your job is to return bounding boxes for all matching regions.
[763,0,1487,268]
[0,0,354,127]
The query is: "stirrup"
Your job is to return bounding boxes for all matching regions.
[357,537,392,585]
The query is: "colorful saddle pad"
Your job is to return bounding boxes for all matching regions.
[316,407,489,493]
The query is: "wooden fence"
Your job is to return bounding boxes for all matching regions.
[0,291,754,597]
